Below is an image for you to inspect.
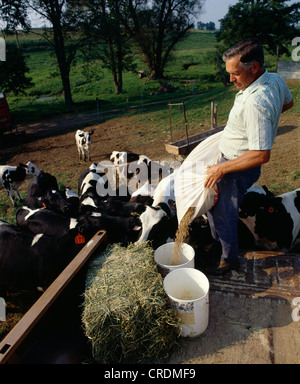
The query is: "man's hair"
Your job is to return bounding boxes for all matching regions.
[223,38,264,68]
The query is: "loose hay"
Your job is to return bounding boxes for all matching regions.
[82,242,181,364]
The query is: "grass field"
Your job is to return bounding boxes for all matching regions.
[3,30,285,124]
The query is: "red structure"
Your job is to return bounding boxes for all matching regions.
[0,92,13,134]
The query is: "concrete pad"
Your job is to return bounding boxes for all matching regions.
[165,250,300,364]
[166,291,300,364]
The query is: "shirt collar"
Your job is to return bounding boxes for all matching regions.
[239,69,269,98]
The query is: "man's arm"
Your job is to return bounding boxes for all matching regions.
[282,98,294,113]
[204,149,270,189]
[205,96,293,189]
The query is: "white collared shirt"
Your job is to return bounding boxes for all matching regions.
[219,70,293,159]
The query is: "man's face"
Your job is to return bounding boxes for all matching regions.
[226,56,256,90]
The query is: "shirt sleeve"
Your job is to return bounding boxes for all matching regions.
[244,102,273,151]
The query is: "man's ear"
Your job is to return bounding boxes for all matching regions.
[250,61,261,75]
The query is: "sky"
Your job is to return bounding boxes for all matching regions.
[22,0,300,29]
[29,1,237,29]
[200,0,299,29]
[200,0,238,28]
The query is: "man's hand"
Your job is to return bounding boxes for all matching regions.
[204,164,225,189]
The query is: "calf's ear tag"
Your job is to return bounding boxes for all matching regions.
[268,206,275,214]
[75,232,86,244]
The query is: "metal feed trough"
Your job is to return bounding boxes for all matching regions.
[0,230,108,364]
[165,125,225,156]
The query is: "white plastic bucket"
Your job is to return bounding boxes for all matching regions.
[154,242,195,277]
[163,268,209,337]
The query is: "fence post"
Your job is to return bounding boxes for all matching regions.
[215,51,227,87]
[211,101,218,129]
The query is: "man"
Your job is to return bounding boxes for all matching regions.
[203,38,294,276]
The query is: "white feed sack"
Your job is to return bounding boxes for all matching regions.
[174,131,222,224]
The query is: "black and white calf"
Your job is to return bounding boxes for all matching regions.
[16,203,141,249]
[16,206,78,237]
[78,166,146,221]
[16,205,140,242]
[26,171,59,208]
[0,220,81,291]
[110,150,140,163]
[77,211,142,244]
[110,151,149,194]
[61,187,79,217]
[0,162,40,205]
[239,184,300,251]
[78,166,109,213]
[135,202,178,249]
[131,170,179,249]
[129,181,155,204]
[0,202,149,290]
[94,197,146,217]
[75,129,94,162]
[152,170,177,216]
[25,171,75,216]
[110,151,171,196]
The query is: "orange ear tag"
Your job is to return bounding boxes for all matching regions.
[75,232,86,244]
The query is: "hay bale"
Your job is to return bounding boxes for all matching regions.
[82,242,181,363]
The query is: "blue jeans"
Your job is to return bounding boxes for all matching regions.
[206,156,261,263]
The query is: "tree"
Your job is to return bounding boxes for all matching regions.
[118,0,204,79]
[197,21,206,30]
[0,44,33,94]
[205,22,215,31]
[0,0,30,31]
[0,1,33,94]
[79,0,137,94]
[27,0,90,105]
[1,0,88,105]
[217,0,300,56]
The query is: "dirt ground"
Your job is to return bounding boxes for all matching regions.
[0,108,300,364]
[0,109,299,197]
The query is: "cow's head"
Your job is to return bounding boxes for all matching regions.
[255,196,294,249]
[239,184,274,218]
[19,162,40,178]
[77,211,142,244]
[39,190,73,216]
[96,197,146,217]
[77,129,94,144]
[86,129,94,142]
[135,203,177,249]
[110,151,140,168]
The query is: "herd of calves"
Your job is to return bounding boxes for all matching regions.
[0,150,180,291]
[0,142,299,291]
